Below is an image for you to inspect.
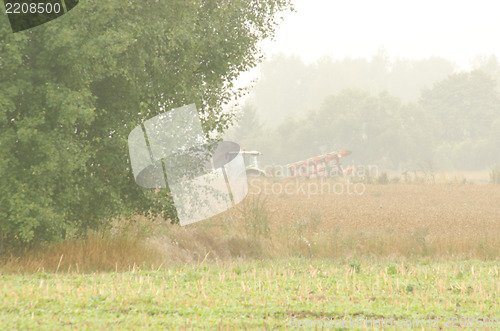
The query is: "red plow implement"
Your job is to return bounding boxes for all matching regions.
[285,150,353,178]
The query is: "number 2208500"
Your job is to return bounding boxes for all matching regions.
[5,2,62,14]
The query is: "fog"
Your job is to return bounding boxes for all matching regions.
[228,53,500,172]
[226,0,500,173]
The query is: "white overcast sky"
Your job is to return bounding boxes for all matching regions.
[259,0,500,69]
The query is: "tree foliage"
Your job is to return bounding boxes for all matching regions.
[0,0,292,246]
[251,52,455,127]
[420,70,500,169]
[240,68,500,171]
[254,89,436,168]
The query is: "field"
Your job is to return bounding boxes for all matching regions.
[1,260,499,329]
[1,181,499,329]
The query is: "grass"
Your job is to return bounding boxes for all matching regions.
[0,182,499,328]
[0,259,498,329]
[0,233,163,274]
[490,165,500,184]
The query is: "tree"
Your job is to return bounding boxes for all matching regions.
[420,70,500,169]
[231,103,264,145]
[0,0,293,246]
[258,89,436,169]
[251,54,309,127]
[471,54,500,87]
[308,89,430,168]
[388,57,455,101]
[420,70,500,143]
[250,52,454,128]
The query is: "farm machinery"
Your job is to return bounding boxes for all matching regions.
[241,149,353,178]
[240,150,267,178]
[284,150,353,178]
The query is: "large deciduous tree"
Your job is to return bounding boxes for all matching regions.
[0,0,292,246]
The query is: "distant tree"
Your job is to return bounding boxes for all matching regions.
[232,103,264,145]
[243,65,500,170]
[310,90,429,168]
[259,89,436,169]
[251,54,309,126]
[0,0,293,247]
[420,70,500,169]
[388,57,455,101]
[472,54,500,86]
[251,52,455,128]
[420,70,500,143]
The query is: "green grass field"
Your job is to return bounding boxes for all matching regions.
[1,259,499,329]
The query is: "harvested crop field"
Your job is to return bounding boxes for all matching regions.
[4,182,499,274]
[142,181,500,264]
[252,181,500,257]
[1,260,499,329]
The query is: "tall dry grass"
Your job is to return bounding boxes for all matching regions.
[0,233,163,273]
[2,181,499,273]
[491,165,500,184]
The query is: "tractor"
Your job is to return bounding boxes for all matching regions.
[241,149,267,177]
[238,148,353,178]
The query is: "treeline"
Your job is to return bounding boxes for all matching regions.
[232,55,500,171]
[248,51,461,127]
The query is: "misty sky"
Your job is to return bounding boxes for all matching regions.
[260,0,500,69]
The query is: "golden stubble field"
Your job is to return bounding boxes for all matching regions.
[4,180,499,272]
[259,180,500,248]
[147,180,500,264]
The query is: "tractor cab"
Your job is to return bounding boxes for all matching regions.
[241,150,267,177]
[242,151,260,168]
